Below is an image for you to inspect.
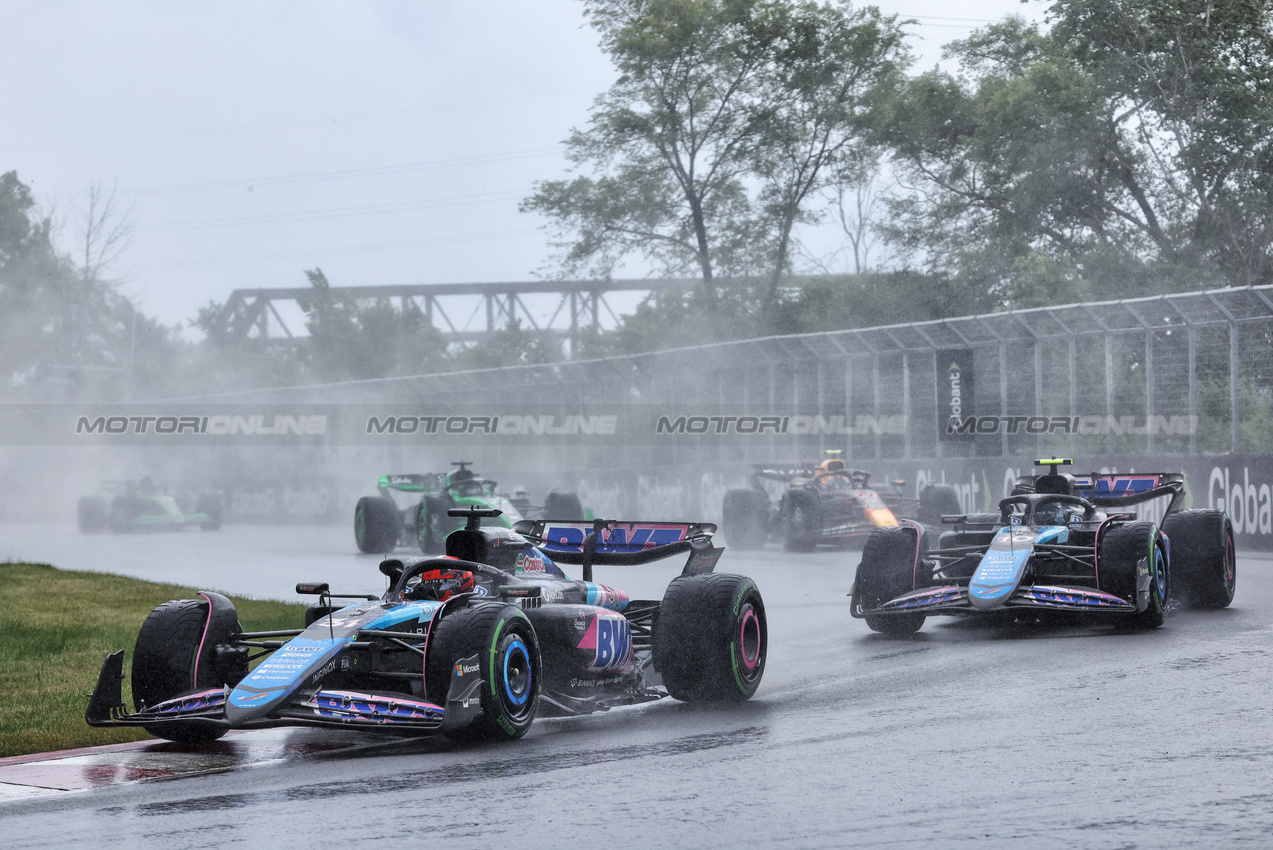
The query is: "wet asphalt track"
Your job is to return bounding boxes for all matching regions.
[3,521,1273,848]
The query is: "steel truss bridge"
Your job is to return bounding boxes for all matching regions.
[211,278,692,351]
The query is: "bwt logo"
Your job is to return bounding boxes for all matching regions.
[1209,467,1273,535]
[541,523,687,552]
[577,614,633,672]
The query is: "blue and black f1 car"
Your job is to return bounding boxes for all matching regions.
[850,459,1236,635]
[87,509,766,742]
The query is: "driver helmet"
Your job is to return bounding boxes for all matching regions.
[404,568,476,601]
[1040,501,1070,526]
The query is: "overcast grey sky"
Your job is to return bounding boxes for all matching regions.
[2,1,1040,329]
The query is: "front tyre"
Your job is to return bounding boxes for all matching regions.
[417,494,449,554]
[425,604,541,741]
[354,496,400,553]
[653,573,767,702]
[1099,521,1167,629]
[781,489,820,552]
[131,593,247,742]
[1161,510,1235,609]
[854,524,929,636]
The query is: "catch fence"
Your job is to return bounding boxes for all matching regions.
[207,284,1273,466]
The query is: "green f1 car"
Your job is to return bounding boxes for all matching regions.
[77,477,223,533]
[354,461,586,554]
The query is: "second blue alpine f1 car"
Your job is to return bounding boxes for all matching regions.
[850,459,1236,635]
[87,509,766,743]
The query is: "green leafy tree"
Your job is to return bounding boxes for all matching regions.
[881,2,1273,304]
[523,0,910,335]
[0,171,181,401]
[296,268,450,382]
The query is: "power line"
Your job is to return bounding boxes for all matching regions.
[138,190,526,232]
[128,148,561,196]
[133,227,542,269]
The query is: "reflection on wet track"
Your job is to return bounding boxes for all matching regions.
[3,521,1273,847]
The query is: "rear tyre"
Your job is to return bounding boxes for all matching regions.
[722,489,770,550]
[77,496,108,533]
[417,494,450,554]
[195,493,223,531]
[425,604,541,741]
[1098,521,1167,629]
[918,484,961,527]
[653,573,767,702]
[354,496,400,553]
[781,489,820,552]
[132,594,246,743]
[1161,510,1236,609]
[543,490,584,521]
[855,525,929,635]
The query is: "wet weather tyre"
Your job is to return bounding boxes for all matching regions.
[77,496,107,533]
[1161,510,1236,609]
[195,493,223,531]
[131,595,246,743]
[417,495,449,554]
[919,484,961,527]
[543,490,584,521]
[653,573,767,702]
[1098,521,1167,629]
[354,496,400,553]
[855,525,929,636]
[722,489,769,550]
[425,604,541,742]
[782,489,820,552]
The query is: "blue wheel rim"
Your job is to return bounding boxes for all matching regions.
[502,637,531,706]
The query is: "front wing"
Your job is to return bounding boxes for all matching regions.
[85,650,484,736]
[854,583,1136,618]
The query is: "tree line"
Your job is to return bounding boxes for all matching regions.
[4,0,1272,400]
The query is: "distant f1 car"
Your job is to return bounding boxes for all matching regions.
[88,509,766,743]
[77,477,222,533]
[354,461,585,554]
[850,459,1236,635]
[722,452,960,551]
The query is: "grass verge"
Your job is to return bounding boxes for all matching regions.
[0,562,306,758]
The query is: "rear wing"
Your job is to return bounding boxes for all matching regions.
[1013,471,1186,515]
[755,466,813,481]
[1073,473,1186,514]
[377,473,443,493]
[511,519,722,581]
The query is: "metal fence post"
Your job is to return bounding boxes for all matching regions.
[902,351,912,460]
[1105,333,1115,455]
[1146,327,1156,455]
[1231,324,1241,453]
[1188,325,1197,454]
[999,342,1009,457]
[873,355,882,460]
